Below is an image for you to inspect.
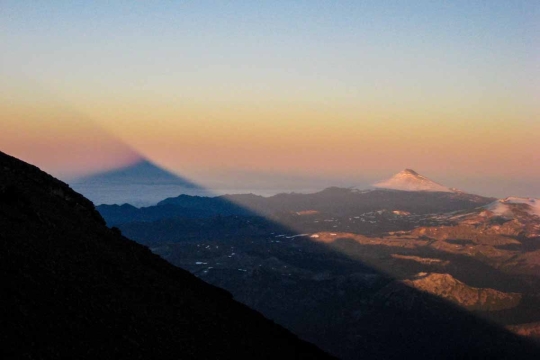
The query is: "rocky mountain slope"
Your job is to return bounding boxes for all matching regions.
[509,322,540,339]
[400,273,522,311]
[0,150,330,359]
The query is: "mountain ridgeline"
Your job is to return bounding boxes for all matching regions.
[99,187,495,228]
[0,150,331,359]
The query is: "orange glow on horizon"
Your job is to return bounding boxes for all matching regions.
[3,94,538,184]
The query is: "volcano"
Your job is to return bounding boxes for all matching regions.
[373,169,453,192]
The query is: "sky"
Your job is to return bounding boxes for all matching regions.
[1,1,539,197]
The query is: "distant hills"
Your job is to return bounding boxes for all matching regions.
[73,165,475,207]
[0,150,331,359]
[98,186,495,228]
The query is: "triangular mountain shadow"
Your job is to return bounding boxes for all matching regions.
[72,158,199,187]
[70,158,209,206]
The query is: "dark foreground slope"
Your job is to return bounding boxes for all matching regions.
[0,151,330,360]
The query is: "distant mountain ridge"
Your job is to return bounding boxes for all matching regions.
[98,186,495,229]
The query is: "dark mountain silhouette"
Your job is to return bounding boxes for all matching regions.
[0,150,331,359]
[98,195,258,226]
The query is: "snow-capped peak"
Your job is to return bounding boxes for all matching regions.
[372,169,453,193]
[485,197,540,218]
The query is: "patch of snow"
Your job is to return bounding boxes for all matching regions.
[485,197,540,217]
[286,234,309,239]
